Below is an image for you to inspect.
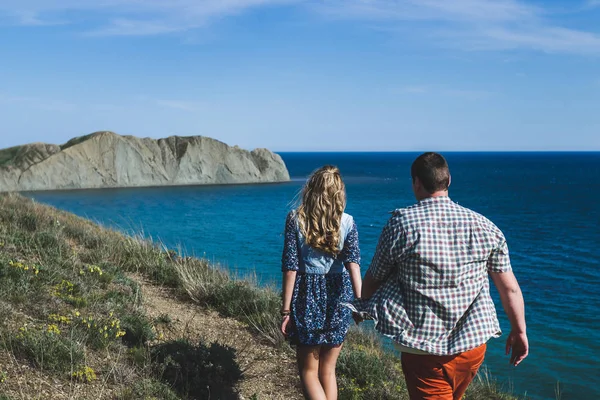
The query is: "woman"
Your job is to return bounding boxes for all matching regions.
[281,165,362,400]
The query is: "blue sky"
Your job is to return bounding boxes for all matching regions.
[0,0,599,151]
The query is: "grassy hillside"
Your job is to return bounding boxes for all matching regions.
[0,193,521,399]
[60,133,98,151]
[0,147,22,168]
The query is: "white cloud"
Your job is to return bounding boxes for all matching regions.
[155,99,206,112]
[314,0,538,23]
[442,88,493,100]
[480,26,600,55]
[90,104,120,111]
[313,0,600,55]
[0,93,76,112]
[0,0,599,54]
[399,85,493,99]
[403,85,429,94]
[0,0,297,35]
[585,0,600,8]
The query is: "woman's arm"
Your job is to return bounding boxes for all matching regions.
[282,270,297,314]
[341,220,362,299]
[345,262,362,299]
[281,212,300,335]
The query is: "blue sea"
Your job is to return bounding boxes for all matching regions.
[28,152,600,400]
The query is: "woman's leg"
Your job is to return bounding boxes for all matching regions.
[297,345,327,400]
[318,344,344,400]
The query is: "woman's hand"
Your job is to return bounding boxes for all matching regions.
[281,315,290,336]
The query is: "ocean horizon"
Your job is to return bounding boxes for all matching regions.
[28,151,600,400]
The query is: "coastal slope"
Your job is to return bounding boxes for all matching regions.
[0,131,290,192]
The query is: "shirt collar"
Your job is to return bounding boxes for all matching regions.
[418,195,451,205]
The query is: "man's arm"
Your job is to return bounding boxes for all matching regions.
[490,270,528,366]
[362,217,405,299]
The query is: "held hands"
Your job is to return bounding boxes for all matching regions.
[506,330,529,366]
[352,312,364,325]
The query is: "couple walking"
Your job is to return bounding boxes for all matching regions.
[280,152,529,400]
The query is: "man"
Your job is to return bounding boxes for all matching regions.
[360,152,528,400]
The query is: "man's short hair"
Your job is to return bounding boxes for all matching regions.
[411,152,450,193]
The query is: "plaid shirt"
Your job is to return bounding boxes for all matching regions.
[363,196,511,356]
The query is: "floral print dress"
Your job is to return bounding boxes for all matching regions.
[282,211,360,346]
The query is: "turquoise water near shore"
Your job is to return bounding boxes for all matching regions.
[28,152,600,400]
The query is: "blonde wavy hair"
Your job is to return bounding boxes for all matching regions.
[296,165,346,255]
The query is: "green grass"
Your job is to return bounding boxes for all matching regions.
[0,193,240,399]
[0,146,22,167]
[0,193,530,399]
[59,132,97,151]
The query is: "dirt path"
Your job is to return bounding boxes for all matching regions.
[135,277,303,400]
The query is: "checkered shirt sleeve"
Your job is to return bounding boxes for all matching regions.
[487,231,512,273]
[368,215,407,281]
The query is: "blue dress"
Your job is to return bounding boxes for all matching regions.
[282,211,361,346]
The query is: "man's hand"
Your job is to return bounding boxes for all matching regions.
[506,330,528,366]
[490,270,528,367]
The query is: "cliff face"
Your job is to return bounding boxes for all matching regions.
[0,132,290,192]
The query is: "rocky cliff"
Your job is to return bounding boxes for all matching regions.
[0,132,290,192]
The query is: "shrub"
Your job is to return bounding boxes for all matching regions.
[18,212,39,232]
[0,259,46,306]
[128,346,152,370]
[71,312,126,350]
[120,312,156,347]
[10,324,84,374]
[337,342,407,400]
[53,279,88,308]
[115,237,180,287]
[465,366,520,400]
[151,339,241,400]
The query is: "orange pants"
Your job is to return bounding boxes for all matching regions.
[401,343,486,400]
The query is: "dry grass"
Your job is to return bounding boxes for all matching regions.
[0,194,239,399]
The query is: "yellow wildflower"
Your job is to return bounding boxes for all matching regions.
[72,366,97,383]
[46,324,61,335]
